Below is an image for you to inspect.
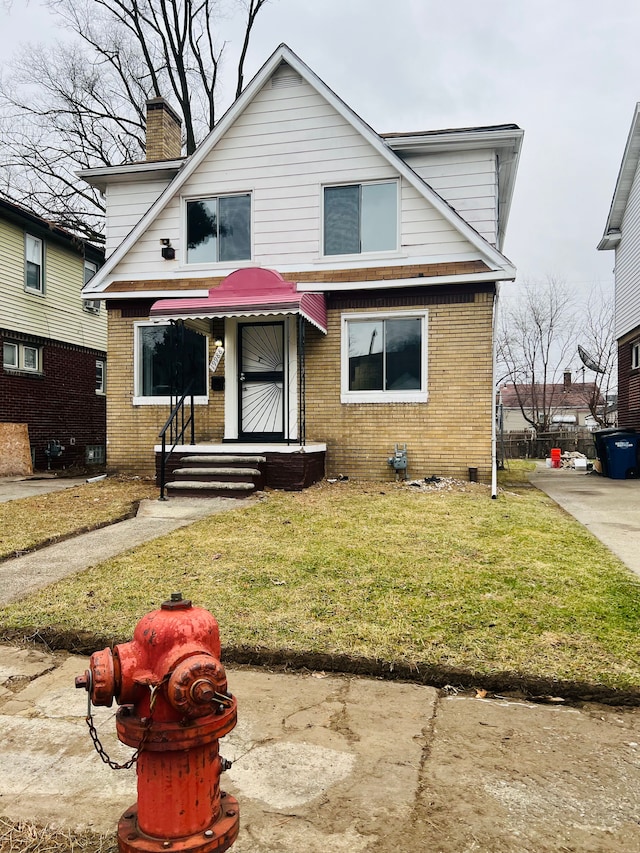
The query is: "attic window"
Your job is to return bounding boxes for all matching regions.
[271,65,302,88]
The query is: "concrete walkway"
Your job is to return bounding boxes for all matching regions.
[0,476,252,605]
[529,465,640,579]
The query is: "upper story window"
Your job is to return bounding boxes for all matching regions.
[186,194,251,264]
[341,310,427,404]
[83,259,101,314]
[324,181,398,256]
[632,341,640,370]
[25,233,44,293]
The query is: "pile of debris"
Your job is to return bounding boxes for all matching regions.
[405,476,488,493]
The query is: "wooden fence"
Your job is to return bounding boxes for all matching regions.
[499,429,598,461]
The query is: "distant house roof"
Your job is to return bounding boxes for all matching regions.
[0,196,104,263]
[499,381,603,410]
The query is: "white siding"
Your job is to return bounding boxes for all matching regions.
[399,149,497,244]
[105,178,173,257]
[616,158,640,338]
[112,70,478,279]
[0,218,107,351]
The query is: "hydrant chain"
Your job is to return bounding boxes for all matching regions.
[84,681,158,771]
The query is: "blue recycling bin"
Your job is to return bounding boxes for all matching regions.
[597,431,640,479]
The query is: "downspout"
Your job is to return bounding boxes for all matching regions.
[491,283,499,499]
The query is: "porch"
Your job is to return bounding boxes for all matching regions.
[155,442,326,497]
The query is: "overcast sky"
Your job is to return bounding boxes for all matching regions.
[2,0,638,301]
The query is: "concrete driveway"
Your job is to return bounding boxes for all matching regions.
[528,465,640,578]
[0,474,90,503]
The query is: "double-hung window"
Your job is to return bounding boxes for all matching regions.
[324,181,398,256]
[186,194,251,264]
[25,234,43,293]
[83,260,101,314]
[134,322,208,404]
[96,359,105,394]
[341,311,427,403]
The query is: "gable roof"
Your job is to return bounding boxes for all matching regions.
[598,103,640,251]
[82,44,517,295]
[499,381,602,409]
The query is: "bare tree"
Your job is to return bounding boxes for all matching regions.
[497,277,578,434]
[0,0,269,242]
[574,288,617,426]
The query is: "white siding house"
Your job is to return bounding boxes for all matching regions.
[80,45,523,494]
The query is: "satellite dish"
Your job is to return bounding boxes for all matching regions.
[578,345,606,374]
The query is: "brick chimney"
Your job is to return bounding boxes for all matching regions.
[564,369,572,390]
[145,97,182,161]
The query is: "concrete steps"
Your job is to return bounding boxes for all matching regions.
[165,454,266,498]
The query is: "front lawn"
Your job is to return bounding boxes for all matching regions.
[1,475,638,695]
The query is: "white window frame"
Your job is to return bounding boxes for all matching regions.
[322,179,400,258]
[183,192,253,266]
[133,321,209,406]
[632,341,640,370]
[25,233,44,294]
[83,260,101,314]
[3,340,41,372]
[340,310,428,404]
[96,359,106,394]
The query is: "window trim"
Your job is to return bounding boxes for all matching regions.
[132,321,210,406]
[25,233,44,294]
[3,340,42,373]
[96,359,106,395]
[340,309,428,404]
[183,191,253,266]
[632,341,640,370]
[322,179,400,258]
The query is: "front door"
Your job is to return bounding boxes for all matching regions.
[238,322,285,440]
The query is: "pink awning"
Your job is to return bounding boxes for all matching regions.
[149,268,327,334]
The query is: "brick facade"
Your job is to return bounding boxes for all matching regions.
[618,328,640,430]
[0,330,106,470]
[106,285,495,483]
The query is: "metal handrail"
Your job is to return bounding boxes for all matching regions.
[158,387,196,500]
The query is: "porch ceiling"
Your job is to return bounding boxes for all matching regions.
[149,267,327,333]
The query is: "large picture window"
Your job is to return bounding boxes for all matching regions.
[324,181,397,256]
[186,194,251,264]
[134,323,208,403]
[341,311,427,403]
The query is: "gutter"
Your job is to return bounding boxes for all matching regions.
[491,284,499,499]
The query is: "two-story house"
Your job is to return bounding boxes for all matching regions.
[598,103,640,430]
[80,45,522,495]
[0,198,106,474]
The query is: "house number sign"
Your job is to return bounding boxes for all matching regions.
[209,346,224,373]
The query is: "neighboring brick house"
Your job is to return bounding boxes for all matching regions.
[0,197,106,472]
[599,103,640,430]
[80,45,523,492]
[498,372,604,432]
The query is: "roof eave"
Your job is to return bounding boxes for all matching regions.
[599,103,640,244]
[79,159,186,193]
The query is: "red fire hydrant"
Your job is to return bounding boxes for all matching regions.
[75,592,239,853]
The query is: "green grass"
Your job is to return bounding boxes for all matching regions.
[0,478,158,560]
[1,478,638,694]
